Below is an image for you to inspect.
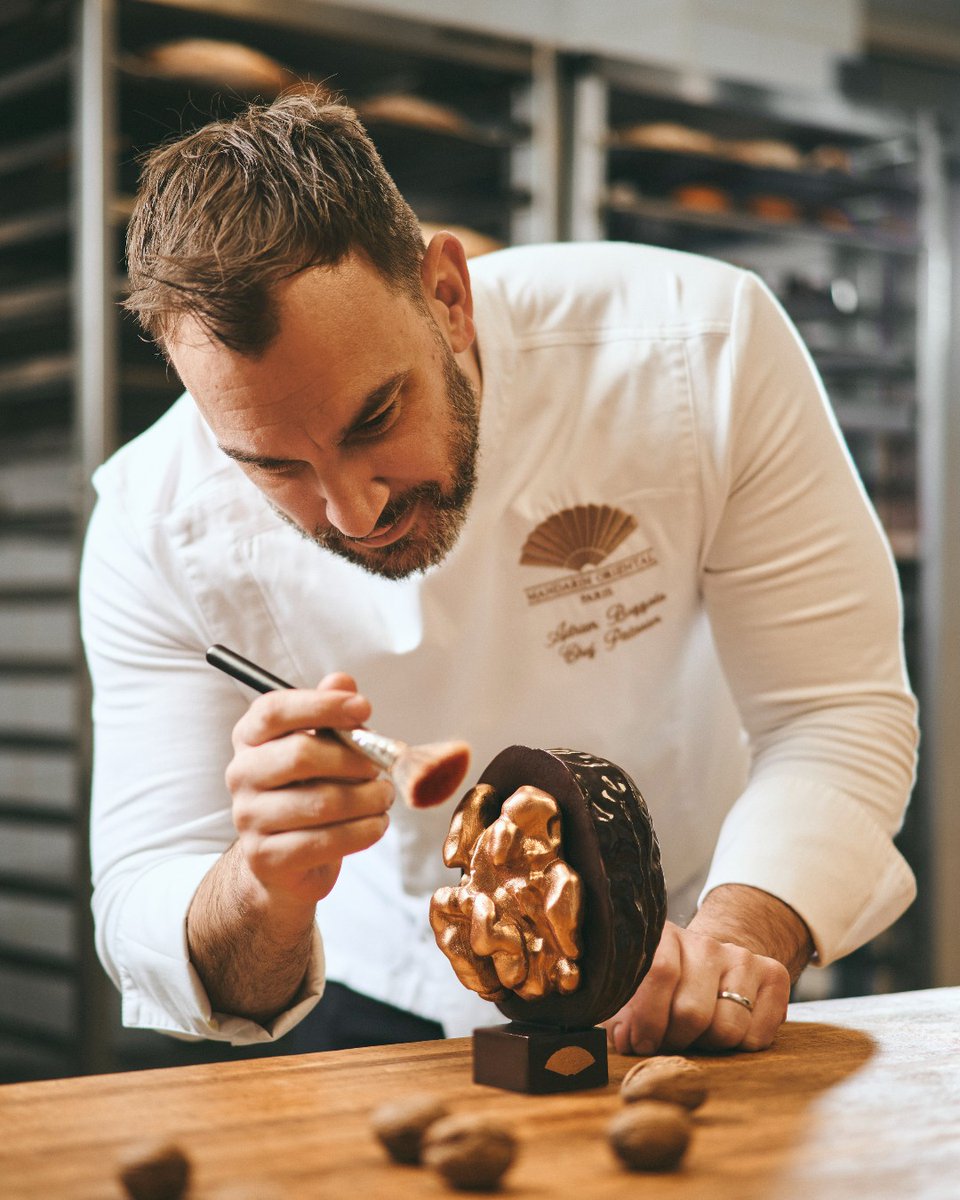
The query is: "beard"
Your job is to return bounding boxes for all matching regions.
[273,340,480,580]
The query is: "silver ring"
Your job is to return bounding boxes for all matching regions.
[717,990,754,1012]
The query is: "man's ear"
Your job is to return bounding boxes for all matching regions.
[420,232,475,354]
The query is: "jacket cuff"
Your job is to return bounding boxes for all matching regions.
[109,854,325,1044]
[698,773,916,965]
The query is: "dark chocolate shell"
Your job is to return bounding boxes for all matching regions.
[475,745,666,1029]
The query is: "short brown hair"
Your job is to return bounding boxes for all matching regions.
[124,87,426,354]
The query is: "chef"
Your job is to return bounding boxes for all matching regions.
[80,88,917,1056]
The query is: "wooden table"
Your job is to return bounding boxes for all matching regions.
[2,987,959,1199]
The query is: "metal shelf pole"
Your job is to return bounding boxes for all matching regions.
[72,0,121,1076]
[916,110,960,987]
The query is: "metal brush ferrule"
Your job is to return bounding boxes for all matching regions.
[338,727,403,772]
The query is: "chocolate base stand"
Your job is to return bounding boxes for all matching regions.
[430,745,666,1094]
[471,1022,610,1094]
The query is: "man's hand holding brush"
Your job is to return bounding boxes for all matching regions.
[227,672,393,906]
[186,673,393,1025]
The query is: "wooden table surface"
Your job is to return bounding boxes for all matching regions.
[2,987,959,1199]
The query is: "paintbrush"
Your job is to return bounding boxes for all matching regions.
[205,643,471,809]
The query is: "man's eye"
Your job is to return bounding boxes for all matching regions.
[254,461,299,476]
[355,401,399,438]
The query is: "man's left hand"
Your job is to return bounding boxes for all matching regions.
[602,884,812,1055]
[602,920,790,1054]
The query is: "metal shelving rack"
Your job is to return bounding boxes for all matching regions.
[915,112,960,995]
[568,53,942,998]
[0,0,95,1083]
[0,0,561,1082]
[0,0,78,1084]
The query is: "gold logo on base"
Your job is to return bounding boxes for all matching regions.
[544,1047,597,1076]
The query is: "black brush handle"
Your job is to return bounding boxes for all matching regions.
[204,643,402,772]
[206,644,295,694]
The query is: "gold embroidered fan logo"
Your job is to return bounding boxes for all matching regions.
[519,504,657,606]
[520,504,636,570]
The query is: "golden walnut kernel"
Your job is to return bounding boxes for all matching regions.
[371,1094,450,1164]
[117,1140,190,1200]
[422,1112,516,1191]
[608,1101,692,1172]
[620,1055,708,1110]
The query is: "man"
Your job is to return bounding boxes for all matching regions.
[81,89,918,1057]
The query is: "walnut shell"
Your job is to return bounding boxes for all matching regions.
[422,1113,516,1190]
[620,1056,708,1110]
[371,1094,450,1164]
[117,1140,190,1200]
[473,746,666,1029]
[608,1102,691,1172]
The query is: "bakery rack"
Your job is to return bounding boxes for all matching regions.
[0,0,561,1082]
[568,53,939,1000]
[0,0,99,1084]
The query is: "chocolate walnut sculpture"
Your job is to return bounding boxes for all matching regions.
[430,745,666,1092]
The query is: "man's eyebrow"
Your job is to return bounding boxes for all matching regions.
[217,446,293,469]
[217,371,411,467]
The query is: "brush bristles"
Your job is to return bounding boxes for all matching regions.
[393,740,472,809]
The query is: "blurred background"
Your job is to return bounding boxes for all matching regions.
[1,0,958,1083]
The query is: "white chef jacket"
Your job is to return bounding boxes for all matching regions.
[80,242,918,1044]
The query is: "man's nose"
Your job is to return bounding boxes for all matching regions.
[320,473,390,539]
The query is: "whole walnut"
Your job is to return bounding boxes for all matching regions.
[608,1101,692,1171]
[422,1112,516,1190]
[620,1055,708,1110]
[371,1094,450,1164]
[117,1140,190,1200]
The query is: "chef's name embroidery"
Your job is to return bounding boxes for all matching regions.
[546,593,666,664]
[523,548,657,607]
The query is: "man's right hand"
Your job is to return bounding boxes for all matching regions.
[226,671,394,910]
[185,671,392,1023]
